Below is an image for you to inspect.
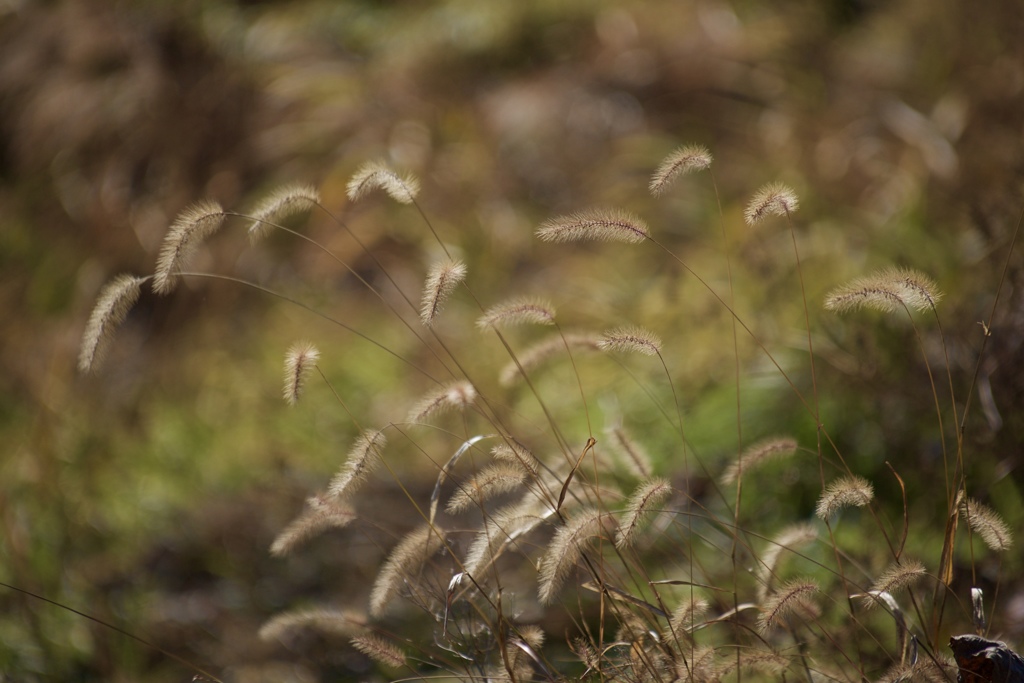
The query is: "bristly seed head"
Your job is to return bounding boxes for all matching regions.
[421,258,468,326]
[650,144,713,196]
[744,182,799,225]
[537,208,650,244]
[79,274,146,373]
[153,200,227,295]
[815,475,874,520]
[477,297,555,329]
[283,341,320,405]
[247,183,320,243]
[824,267,942,315]
[347,160,420,204]
[597,326,662,356]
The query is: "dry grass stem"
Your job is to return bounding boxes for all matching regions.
[616,477,671,549]
[446,463,527,514]
[370,523,446,617]
[351,634,406,668]
[153,200,226,294]
[815,475,874,520]
[407,380,476,423]
[597,326,662,356]
[744,182,799,225]
[757,579,819,633]
[538,507,607,604]
[420,258,467,326]
[246,183,320,242]
[476,297,555,329]
[328,430,388,499]
[824,268,942,314]
[346,160,420,204]
[649,144,713,196]
[270,494,356,557]
[283,341,320,405]
[78,274,146,373]
[536,208,650,244]
[960,497,1013,551]
[720,436,798,485]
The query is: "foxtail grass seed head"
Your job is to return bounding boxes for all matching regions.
[351,634,406,668]
[960,497,1013,551]
[757,579,819,633]
[536,208,650,244]
[270,494,356,557]
[668,597,709,639]
[246,183,319,242]
[498,332,602,386]
[538,507,607,604]
[744,182,799,225]
[328,430,387,499]
[824,268,942,314]
[597,326,662,356]
[153,200,226,294]
[446,463,527,514]
[616,477,671,549]
[720,436,798,485]
[757,522,818,602]
[283,341,320,405]
[420,258,467,326]
[476,297,555,329]
[490,439,540,475]
[79,274,146,373]
[346,160,419,204]
[866,560,926,605]
[649,144,712,196]
[369,524,446,617]
[815,475,874,520]
[259,607,361,642]
[605,425,653,479]
[407,380,476,423]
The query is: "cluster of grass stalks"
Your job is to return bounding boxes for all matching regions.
[80,147,1017,683]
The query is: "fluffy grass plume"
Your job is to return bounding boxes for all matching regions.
[757,522,818,601]
[824,267,942,314]
[744,181,799,225]
[536,208,650,244]
[283,341,320,405]
[153,200,226,294]
[346,160,419,204]
[597,326,662,356]
[420,258,467,326]
[865,560,926,605]
[476,297,555,329]
[259,607,361,642]
[605,425,653,479]
[406,380,476,423]
[720,436,798,485]
[616,477,671,549]
[369,523,446,617]
[757,579,819,633]
[649,144,712,196]
[538,507,606,604]
[350,634,406,668]
[490,440,540,475]
[328,430,387,498]
[270,494,356,557]
[498,331,602,386]
[78,274,146,373]
[960,497,1013,551]
[246,183,320,242]
[446,463,527,514]
[667,597,709,640]
[815,474,874,520]
[464,495,555,577]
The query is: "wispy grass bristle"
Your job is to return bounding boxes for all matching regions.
[616,477,671,549]
[346,160,420,204]
[667,597,709,639]
[824,267,942,314]
[650,144,712,196]
[868,559,927,601]
[328,430,387,499]
[369,523,446,617]
[718,650,791,677]
[960,497,1013,551]
[259,607,361,642]
[270,494,356,557]
[757,579,819,633]
[476,297,555,329]
[605,425,653,479]
[78,274,146,373]
[538,508,606,604]
[720,436,798,485]
[351,634,406,668]
[446,463,527,514]
[407,380,476,423]
[153,200,226,295]
[597,326,662,356]
[744,181,799,225]
[247,183,320,242]
[757,522,817,601]
[498,332,602,386]
[283,341,319,405]
[464,495,555,577]
[536,208,650,244]
[420,258,467,326]
[490,440,540,475]
[815,475,874,520]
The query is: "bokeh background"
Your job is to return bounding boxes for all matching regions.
[2,0,1023,680]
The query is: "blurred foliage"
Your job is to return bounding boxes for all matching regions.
[1,0,1023,680]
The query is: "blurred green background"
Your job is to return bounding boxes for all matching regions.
[2,0,1023,680]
